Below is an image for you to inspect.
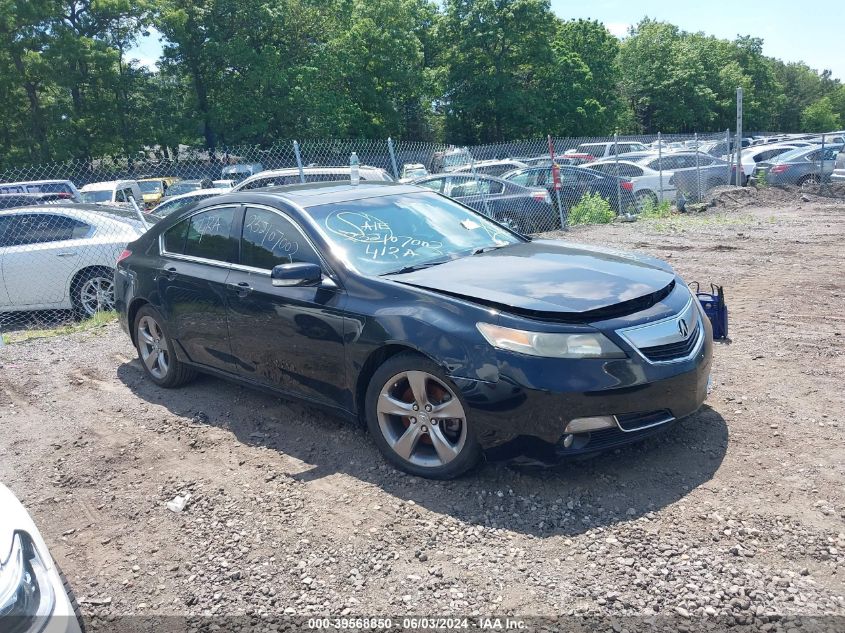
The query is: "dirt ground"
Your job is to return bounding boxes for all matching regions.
[1,187,844,631]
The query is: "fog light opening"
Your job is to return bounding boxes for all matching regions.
[564,416,617,434]
[562,434,574,448]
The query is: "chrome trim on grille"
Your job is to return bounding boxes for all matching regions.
[616,295,704,364]
[614,412,675,433]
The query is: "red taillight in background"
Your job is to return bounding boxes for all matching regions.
[621,181,634,192]
[531,190,551,204]
[770,164,789,174]
[116,249,132,265]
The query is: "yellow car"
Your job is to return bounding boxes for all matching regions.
[137,177,181,208]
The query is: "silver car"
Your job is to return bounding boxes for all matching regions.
[754,145,843,186]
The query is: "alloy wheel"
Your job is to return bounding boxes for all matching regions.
[137,315,170,379]
[79,276,115,316]
[376,370,467,468]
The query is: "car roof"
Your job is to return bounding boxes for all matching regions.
[80,180,137,191]
[0,179,76,186]
[0,202,141,223]
[200,181,423,209]
[158,188,223,202]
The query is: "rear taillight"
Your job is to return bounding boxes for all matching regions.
[116,249,132,265]
[532,190,551,204]
[770,164,789,174]
[621,181,633,192]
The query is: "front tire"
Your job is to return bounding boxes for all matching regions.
[133,305,196,388]
[365,352,482,479]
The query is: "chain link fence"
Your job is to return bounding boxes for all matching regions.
[2,130,840,338]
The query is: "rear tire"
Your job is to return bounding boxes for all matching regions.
[798,174,819,189]
[133,305,196,388]
[365,352,482,479]
[56,564,87,633]
[634,190,658,213]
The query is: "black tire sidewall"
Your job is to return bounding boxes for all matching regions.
[365,352,482,479]
[133,305,181,387]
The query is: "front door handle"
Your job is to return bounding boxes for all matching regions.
[226,281,253,297]
[56,252,77,258]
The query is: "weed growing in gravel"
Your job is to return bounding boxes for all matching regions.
[568,192,615,225]
[640,198,674,219]
[2,310,117,344]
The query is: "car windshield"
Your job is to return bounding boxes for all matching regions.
[167,182,202,196]
[403,168,427,179]
[81,190,113,203]
[153,193,217,218]
[305,192,522,276]
[443,153,471,168]
[773,148,810,163]
[139,181,163,194]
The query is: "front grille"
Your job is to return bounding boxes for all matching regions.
[556,419,676,455]
[639,322,701,361]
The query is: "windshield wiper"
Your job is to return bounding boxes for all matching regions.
[382,258,451,276]
[470,244,510,255]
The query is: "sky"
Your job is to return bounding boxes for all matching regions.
[127,1,843,81]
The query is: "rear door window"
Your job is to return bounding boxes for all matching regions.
[3,213,89,246]
[182,207,238,262]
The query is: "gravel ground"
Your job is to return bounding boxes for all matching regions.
[1,189,844,632]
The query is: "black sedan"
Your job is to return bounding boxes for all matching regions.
[412,173,556,232]
[115,182,712,479]
[502,165,637,217]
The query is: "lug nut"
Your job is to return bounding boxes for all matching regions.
[432,419,438,425]
[412,404,419,411]
[410,417,417,424]
[421,426,428,433]
[425,404,432,412]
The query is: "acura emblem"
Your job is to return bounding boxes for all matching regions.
[678,318,689,338]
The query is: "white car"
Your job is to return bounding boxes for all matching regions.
[587,159,676,208]
[0,180,82,203]
[0,205,145,317]
[79,180,142,208]
[149,188,226,219]
[739,143,807,185]
[566,141,649,159]
[0,483,84,632]
[232,166,393,191]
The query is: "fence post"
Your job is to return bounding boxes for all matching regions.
[387,137,400,180]
[547,135,566,229]
[0,327,4,348]
[613,133,621,215]
[820,133,826,190]
[726,129,733,185]
[694,133,702,202]
[293,140,305,184]
[657,132,664,203]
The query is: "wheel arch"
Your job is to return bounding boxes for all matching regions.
[127,297,150,346]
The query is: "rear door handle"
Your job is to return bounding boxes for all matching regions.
[158,266,178,281]
[226,281,253,297]
[56,252,77,258]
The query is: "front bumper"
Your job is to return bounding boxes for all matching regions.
[454,300,713,457]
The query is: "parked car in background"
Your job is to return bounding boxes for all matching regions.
[0,204,145,317]
[212,179,236,189]
[568,141,649,160]
[428,147,474,173]
[79,180,143,207]
[0,192,74,209]
[502,165,636,215]
[149,188,225,219]
[831,147,845,183]
[0,179,82,203]
[115,181,712,479]
[740,143,809,185]
[163,179,213,198]
[753,145,843,187]
[137,177,180,208]
[451,159,527,177]
[413,173,555,232]
[232,166,393,191]
[0,483,84,633]
[586,160,675,209]
[221,162,263,184]
[400,163,428,183]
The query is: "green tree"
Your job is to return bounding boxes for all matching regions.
[801,97,841,132]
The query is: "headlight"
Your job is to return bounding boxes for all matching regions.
[0,533,55,632]
[476,323,626,359]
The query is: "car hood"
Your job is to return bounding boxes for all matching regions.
[386,240,676,318]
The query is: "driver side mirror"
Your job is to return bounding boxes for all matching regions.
[271,262,322,287]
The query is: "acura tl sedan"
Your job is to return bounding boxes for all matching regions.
[115,182,712,479]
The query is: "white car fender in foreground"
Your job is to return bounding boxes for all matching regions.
[0,483,83,633]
